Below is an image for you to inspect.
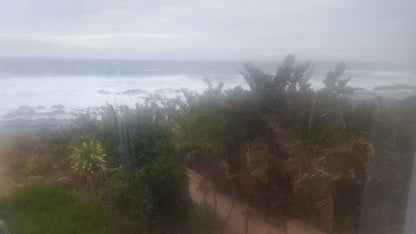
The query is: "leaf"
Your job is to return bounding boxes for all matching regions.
[311,185,334,232]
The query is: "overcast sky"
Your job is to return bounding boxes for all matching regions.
[0,0,415,62]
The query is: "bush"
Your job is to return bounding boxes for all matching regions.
[95,105,193,232]
[69,136,109,191]
[103,174,130,211]
[187,204,220,234]
[132,156,189,222]
[0,183,110,234]
[20,154,51,176]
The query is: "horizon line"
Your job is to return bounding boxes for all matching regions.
[0,56,415,65]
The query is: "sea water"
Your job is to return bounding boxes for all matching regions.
[0,58,415,120]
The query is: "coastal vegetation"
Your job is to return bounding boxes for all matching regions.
[0,55,415,233]
[0,183,109,234]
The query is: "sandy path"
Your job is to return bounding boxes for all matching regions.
[188,170,325,234]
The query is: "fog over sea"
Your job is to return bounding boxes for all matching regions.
[0,58,415,122]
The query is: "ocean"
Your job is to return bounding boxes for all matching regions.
[0,58,415,121]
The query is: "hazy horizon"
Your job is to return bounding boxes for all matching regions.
[1,57,416,66]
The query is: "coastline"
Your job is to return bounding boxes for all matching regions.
[2,92,415,134]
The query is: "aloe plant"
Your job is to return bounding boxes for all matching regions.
[70,136,108,193]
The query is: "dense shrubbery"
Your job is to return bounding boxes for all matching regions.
[0,107,217,234]
[1,55,414,233]
[97,106,191,228]
[0,111,219,233]
[173,56,366,232]
[0,183,110,234]
[172,55,415,233]
[0,129,79,182]
[358,96,416,234]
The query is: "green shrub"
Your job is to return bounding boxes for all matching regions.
[20,154,51,176]
[98,106,192,231]
[69,136,109,191]
[103,174,130,211]
[0,183,110,234]
[122,156,190,231]
[187,204,220,234]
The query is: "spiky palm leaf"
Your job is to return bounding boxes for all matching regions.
[312,185,334,232]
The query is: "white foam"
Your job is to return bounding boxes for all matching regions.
[0,74,248,118]
[1,69,415,119]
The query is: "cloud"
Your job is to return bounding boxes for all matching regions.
[0,0,415,61]
[0,33,177,47]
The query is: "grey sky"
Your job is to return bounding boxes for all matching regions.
[0,0,415,62]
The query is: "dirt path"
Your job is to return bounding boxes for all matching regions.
[188,170,325,234]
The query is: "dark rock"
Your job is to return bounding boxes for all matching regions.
[58,177,73,188]
[373,84,416,91]
[98,89,110,95]
[155,88,182,94]
[58,177,73,183]
[52,104,65,109]
[48,109,66,115]
[122,88,147,95]
[2,105,36,118]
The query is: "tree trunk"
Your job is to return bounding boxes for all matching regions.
[213,187,217,212]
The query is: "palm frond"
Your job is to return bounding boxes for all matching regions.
[311,185,334,232]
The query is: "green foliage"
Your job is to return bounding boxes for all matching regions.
[179,67,251,129]
[96,105,121,168]
[20,154,51,176]
[242,55,314,115]
[3,55,412,234]
[97,104,192,231]
[130,156,189,224]
[177,56,379,233]
[187,204,220,234]
[0,183,110,234]
[103,173,130,211]
[323,62,353,95]
[69,136,108,189]
[0,129,78,182]
[180,113,229,148]
[358,96,416,234]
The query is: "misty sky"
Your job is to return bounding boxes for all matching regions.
[0,0,415,62]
